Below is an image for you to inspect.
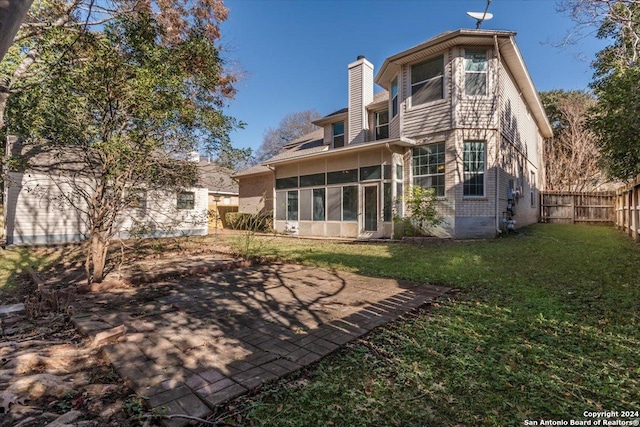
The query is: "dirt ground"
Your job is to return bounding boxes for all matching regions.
[0,241,238,427]
[0,270,149,427]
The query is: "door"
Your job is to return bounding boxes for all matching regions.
[363,185,378,232]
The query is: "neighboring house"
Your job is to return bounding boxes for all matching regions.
[236,29,553,239]
[3,137,209,245]
[197,159,239,228]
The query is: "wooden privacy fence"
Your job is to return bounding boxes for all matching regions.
[541,191,615,224]
[615,175,640,242]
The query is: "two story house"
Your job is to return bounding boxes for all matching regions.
[237,29,552,239]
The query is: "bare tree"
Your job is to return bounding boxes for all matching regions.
[540,90,609,191]
[253,109,321,164]
[558,0,640,66]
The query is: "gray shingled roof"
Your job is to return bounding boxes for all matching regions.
[197,160,238,194]
[233,164,272,177]
[265,144,328,163]
[369,90,389,105]
[282,127,324,149]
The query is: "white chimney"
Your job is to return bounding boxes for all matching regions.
[348,55,374,145]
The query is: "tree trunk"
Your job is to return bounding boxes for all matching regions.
[90,233,108,284]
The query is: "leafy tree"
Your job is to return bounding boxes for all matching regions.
[560,0,640,180]
[253,109,321,164]
[539,90,608,191]
[7,12,239,283]
[0,0,233,132]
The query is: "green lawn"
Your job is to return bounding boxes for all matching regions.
[0,246,57,296]
[220,224,640,427]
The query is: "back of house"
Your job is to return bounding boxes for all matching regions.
[236,29,552,239]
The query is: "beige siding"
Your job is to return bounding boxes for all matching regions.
[499,63,541,168]
[238,173,274,214]
[348,58,373,145]
[452,47,498,130]
[389,114,400,139]
[401,51,453,137]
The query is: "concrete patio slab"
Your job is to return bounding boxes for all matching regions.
[71,262,449,426]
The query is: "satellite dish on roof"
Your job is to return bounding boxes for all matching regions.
[467,0,493,29]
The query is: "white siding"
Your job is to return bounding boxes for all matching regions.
[5,171,208,245]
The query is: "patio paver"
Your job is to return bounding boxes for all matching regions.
[71,262,449,426]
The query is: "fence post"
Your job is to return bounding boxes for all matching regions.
[634,183,640,242]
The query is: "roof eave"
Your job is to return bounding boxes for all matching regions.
[265,137,417,167]
[313,112,348,126]
[375,29,517,86]
[499,36,553,138]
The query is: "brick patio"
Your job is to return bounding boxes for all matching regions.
[71,262,448,426]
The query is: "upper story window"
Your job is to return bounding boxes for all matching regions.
[333,122,345,148]
[391,78,398,117]
[375,110,389,140]
[411,55,444,106]
[465,50,488,96]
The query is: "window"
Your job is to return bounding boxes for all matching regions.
[342,186,358,221]
[300,173,325,187]
[287,190,298,220]
[411,55,444,105]
[465,50,488,96]
[391,78,399,117]
[383,164,392,180]
[313,189,325,221]
[530,171,536,207]
[327,187,341,221]
[463,141,485,196]
[327,169,358,184]
[177,191,195,210]
[333,122,345,148]
[413,143,445,197]
[375,110,389,140]
[360,165,381,181]
[396,165,404,218]
[384,183,392,222]
[276,176,298,189]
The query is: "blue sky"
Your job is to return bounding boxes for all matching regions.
[220,0,607,154]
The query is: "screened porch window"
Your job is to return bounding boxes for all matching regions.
[287,190,299,220]
[313,189,325,221]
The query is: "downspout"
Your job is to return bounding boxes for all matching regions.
[385,142,396,239]
[494,35,502,235]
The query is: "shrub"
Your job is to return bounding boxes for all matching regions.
[394,186,442,237]
[225,211,272,232]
